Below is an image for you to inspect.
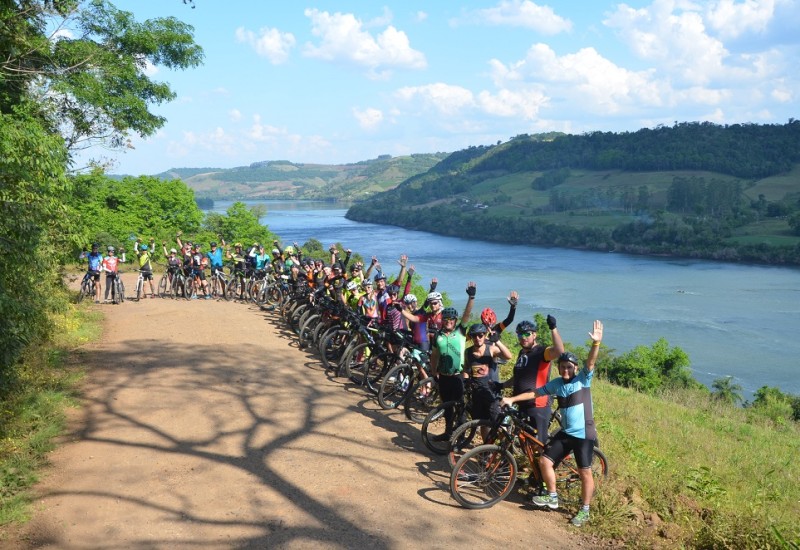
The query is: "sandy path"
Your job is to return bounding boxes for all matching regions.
[5,272,592,550]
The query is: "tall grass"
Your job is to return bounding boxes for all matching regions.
[591,381,800,548]
[0,296,100,525]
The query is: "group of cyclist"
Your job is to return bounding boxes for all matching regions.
[80,235,603,526]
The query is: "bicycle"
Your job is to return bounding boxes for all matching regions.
[209,266,228,299]
[449,406,608,510]
[133,269,151,301]
[77,271,98,303]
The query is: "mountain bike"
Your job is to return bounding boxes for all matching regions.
[77,271,98,303]
[133,269,150,301]
[449,406,608,510]
[209,266,228,299]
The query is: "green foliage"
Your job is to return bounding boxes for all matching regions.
[202,201,277,247]
[606,338,698,393]
[749,385,798,425]
[711,376,744,405]
[69,172,203,249]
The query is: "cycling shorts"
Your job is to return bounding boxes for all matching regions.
[211,265,224,274]
[87,270,101,281]
[192,268,206,281]
[141,270,154,281]
[543,431,595,470]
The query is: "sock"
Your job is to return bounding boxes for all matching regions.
[550,492,558,499]
[582,504,590,512]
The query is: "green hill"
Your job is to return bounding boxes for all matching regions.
[151,154,448,201]
[347,121,800,266]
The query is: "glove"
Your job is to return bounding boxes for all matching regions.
[508,296,518,307]
[547,315,557,330]
[391,302,403,310]
[466,285,476,297]
[488,331,500,343]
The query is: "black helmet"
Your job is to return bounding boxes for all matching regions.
[558,351,579,366]
[387,284,400,295]
[468,323,488,336]
[442,307,458,320]
[210,241,217,247]
[91,242,99,249]
[515,320,536,335]
[374,273,387,282]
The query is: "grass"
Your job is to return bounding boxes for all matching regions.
[0,293,102,526]
[588,380,800,548]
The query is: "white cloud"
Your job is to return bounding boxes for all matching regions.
[303,9,427,72]
[229,109,242,121]
[705,0,777,40]
[459,0,572,34]
[395,83,475,116]
[235,26,296,64]
[353,107,384,130]
[416,11,428,22]
[477,88,549,119]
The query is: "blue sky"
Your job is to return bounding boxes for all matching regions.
[76,0,800,175]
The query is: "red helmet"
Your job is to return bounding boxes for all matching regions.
[481,307,497,326]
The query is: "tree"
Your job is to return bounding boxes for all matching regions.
[1,0,204,154]
[711,376,743,405]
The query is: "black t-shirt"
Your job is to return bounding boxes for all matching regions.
[513,345,551,409]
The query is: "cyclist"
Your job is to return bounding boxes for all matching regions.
[401,288,444,352]
[503,320,604,527]
[102,246,121,304]
[499,316,564,448]
[134,239,156,298]
[227,243,248,300]
[191,244,212,299]
[80,243,103,303]
[465,322,513,442]
[429,282,477,440]
[480,290,519,343]
[162,244,182,291]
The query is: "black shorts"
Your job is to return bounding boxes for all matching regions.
[192,269,206,281]
[471,385,501,423]
[543,431,594,469]
[141,271,153,281]
[211,266,223,275]
[88,271,100,281]
[522,405,552,445]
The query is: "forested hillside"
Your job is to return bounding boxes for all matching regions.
[150,153,448,201]
[348,121,800,265]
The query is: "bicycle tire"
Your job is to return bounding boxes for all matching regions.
[134,277,143,301]
[183,277,194,301]
[297,313,320,349]
[422,401,463,455]
[265,285,283,307]
[555,447,609,507]
[377,362,415,410]
[319,329,349,371]
[116,278,125,303]
[365,352,398,394]
[78,278,91,303]
[345,343,375,384]
[157,275,168,298]
[447,418,495,468]
[450,444,518,509]
[404,377,440,424]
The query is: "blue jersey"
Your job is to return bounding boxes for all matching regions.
[85,251,103,271]
[206,248,224,268]
[541,367,596,440]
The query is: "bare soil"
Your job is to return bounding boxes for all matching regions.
[4,272,600,549]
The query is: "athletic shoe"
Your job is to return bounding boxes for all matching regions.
[204,295,212,300]
[570,509,590,527]
[530,494,559,510]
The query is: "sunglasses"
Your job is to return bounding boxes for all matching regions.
[517,332,533,338]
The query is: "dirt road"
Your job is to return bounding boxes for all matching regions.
[7,272,595,549]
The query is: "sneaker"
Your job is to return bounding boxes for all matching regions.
[94,300,100,304]
[530,494,559,510]
[570,509,590,527]
[204,295,212,300]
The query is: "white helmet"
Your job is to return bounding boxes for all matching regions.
[403,293,417,304]
[346,281,358,291]
[427,292,442,302]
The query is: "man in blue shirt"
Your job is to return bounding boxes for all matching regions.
[80,243,104,303]
[501,319,604,527]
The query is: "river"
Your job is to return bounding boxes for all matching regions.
[214,200,799,400]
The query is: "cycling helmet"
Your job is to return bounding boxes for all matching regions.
[468,323,488,336]
[403,293,417,304]
[140,244,148,251]
[284,245,294,254]
[169,248,177,254]
[481,307,497,326]
[107,246,115,252]
[387,284,400,295]
[515,320,537,335]
[210,241,217,247]
[427,291,442,302]
[441,307,458,320]
[374,273,386,282]
[350,263,362,272]
[234,242,242,248]
[272,248,280,255]
[346,281,358,291]
[558,351,579,366]
[91,242,99,249]
[362,280,373,288]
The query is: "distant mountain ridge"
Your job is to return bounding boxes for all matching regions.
[150,154,448,201]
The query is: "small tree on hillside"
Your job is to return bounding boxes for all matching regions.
[711,376,743,405]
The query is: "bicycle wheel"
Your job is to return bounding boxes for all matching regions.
[115,278,125,303]
[183,277,194,301]
[319,329,349,371]
[297,313,320,349]
[77,278,92,303]
[555,447,609,507]
[158,275,168,298]
[450,444,518,509]
[265,284,283,307]
[345,343,375,384]
[134,277,143,301]
[377,362,415,410]
[422,401,462,455]
[447,418,495,468]
[404,377,440,424]
[364,352,397,394]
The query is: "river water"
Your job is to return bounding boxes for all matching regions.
[214,200,799,399]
